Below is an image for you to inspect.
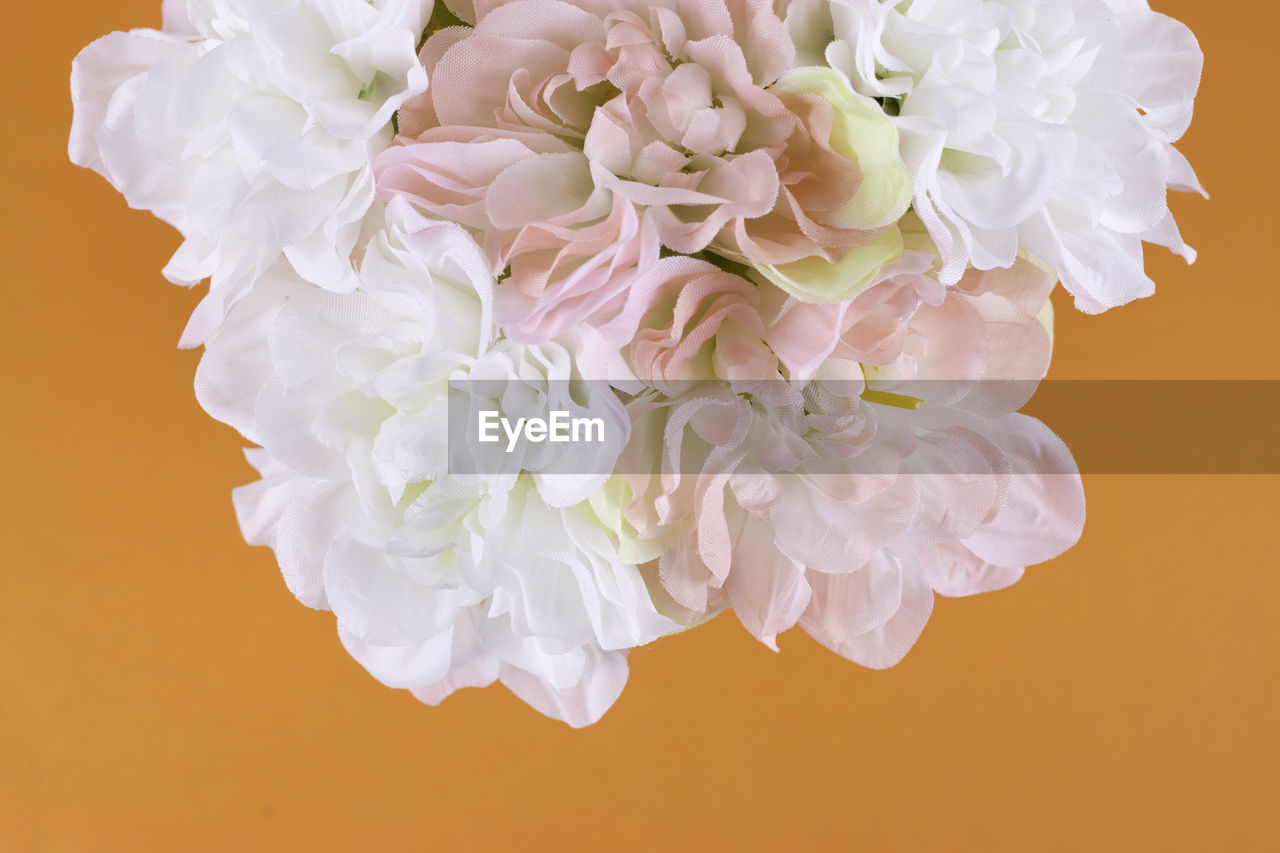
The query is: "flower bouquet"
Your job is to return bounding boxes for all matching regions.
[70,0,1203,725]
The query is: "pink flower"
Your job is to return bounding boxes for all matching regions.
[626,258,777,393]
[617,254,1082,661]
[763,249,944,380]
[376,0,899,344]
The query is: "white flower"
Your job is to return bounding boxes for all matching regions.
[199,201,676,726]
[787,0,1204,311]
[69,0,431,344]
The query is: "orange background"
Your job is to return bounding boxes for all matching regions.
[2,1,1276,850]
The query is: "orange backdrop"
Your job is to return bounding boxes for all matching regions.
[2,1,1276,850]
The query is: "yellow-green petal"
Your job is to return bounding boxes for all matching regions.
[756,226,904,304]
[772,66,912,230]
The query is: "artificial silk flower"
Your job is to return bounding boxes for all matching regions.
[749,66,912,303]
[625,258,778,395]
[201,201,676,726]
[617,253,1081,655]
[71,0,1201,725]
[786,0,1204,311]
[375,0,913,345]
[69,0,432,344]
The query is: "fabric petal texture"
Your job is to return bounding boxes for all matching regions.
[71,0,1200,725]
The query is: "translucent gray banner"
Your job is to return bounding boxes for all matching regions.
[446,380,1280,475]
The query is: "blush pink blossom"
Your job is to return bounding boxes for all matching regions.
[376,0,898,344]
[626,259,777,393]
[617,254,1081,660]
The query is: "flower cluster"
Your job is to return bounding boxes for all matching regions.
[72,0,1201,725]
